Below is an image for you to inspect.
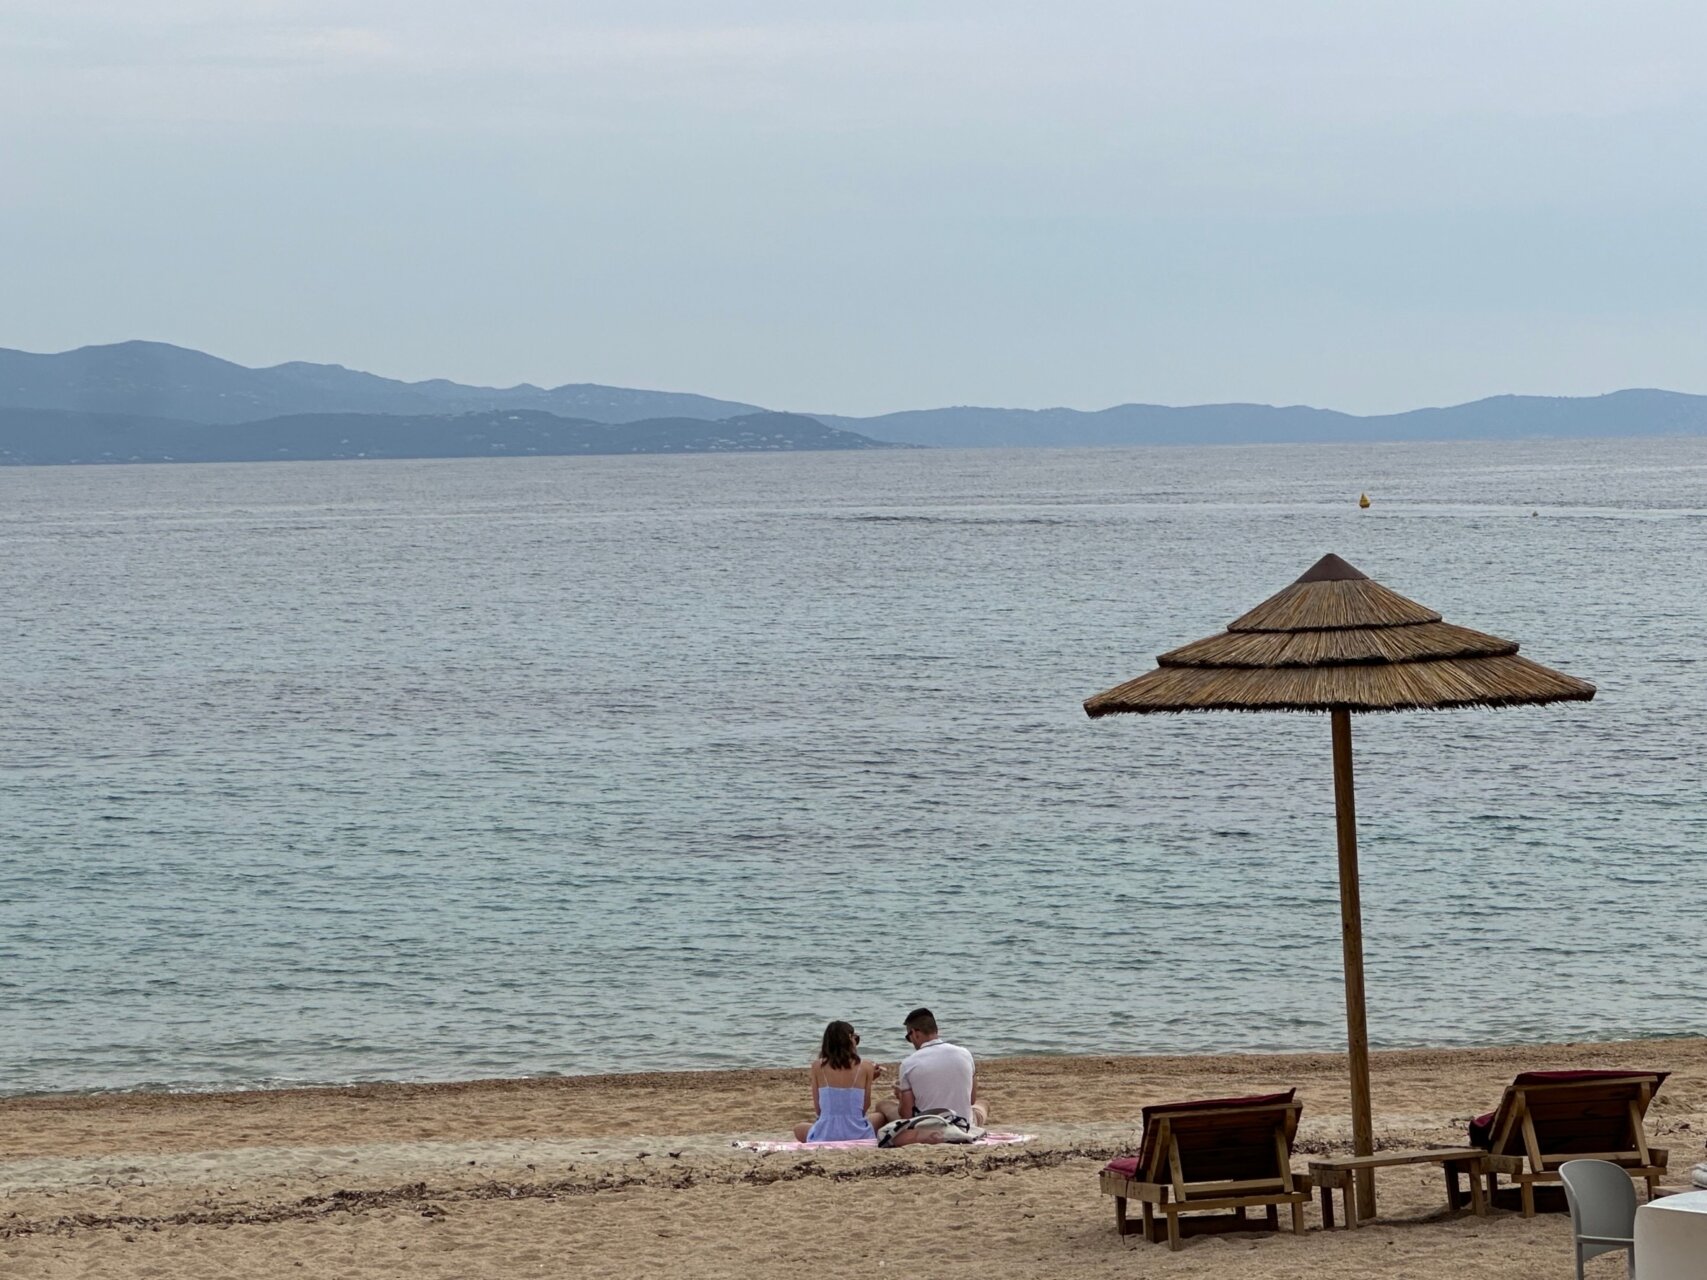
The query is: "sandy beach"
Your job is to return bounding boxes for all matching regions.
[3,1037,1702,1278]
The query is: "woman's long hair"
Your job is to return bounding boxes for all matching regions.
[818,1020,861,1071]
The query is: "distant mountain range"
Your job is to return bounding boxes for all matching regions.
[0,341,878,464]
[0,340,761,424]
[3,340,1706,466]
[812,390,1707,447]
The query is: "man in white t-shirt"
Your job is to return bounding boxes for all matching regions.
[873,1007,988,1127]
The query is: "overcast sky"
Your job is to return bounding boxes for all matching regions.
[4,2,1705,415]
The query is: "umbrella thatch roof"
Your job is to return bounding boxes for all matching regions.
[1084,553,1596,716]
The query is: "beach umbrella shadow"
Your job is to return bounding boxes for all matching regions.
[1083,552,1595,1219]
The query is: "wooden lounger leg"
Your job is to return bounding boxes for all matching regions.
[1165,1207,1181,1252]
[1291,1199,1306,1236]
[1342,1176,1359,1230]
[1113,1195,1128,1237]
[1519,1178,1536,1219]
[1141,1201,1156,1244]
[1264,1203,1277,1229]
[1320,1181,1336,1230]
[1443,1160,1484,1215]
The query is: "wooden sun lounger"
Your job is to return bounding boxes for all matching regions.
[1472,1071,1670,1217]
[1099,1091,1313,1251]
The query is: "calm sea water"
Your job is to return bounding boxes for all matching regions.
[2,439,1704,1095]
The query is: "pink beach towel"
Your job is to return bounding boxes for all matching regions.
[734,1132,1033,1153]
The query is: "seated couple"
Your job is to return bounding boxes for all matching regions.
[794,1007,989,1146]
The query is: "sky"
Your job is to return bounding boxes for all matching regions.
[3,1,1706,416]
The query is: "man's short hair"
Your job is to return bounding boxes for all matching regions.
[903,1007,938,1036]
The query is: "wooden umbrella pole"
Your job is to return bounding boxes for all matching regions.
[1331,707,1377,1219]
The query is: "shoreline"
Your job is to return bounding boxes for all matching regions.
[11,1028,1707,1106]
[6,1036,1702,1153]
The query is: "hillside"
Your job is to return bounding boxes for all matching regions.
[0,341,761,425]
[0,407,893,466]
[813,389,1707,446]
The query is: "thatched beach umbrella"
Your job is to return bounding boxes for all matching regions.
[1083,553,1594,1218]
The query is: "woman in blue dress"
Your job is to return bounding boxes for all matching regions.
[793,1021,880,1142]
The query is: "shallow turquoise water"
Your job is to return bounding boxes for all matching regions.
[2,438,1704,1093]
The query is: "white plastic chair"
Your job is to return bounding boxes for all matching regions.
[1559,1159,1637,1280]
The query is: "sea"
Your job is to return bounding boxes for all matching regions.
[2,438,1704,1096]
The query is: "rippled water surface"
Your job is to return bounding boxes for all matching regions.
[3,439,1705,1093]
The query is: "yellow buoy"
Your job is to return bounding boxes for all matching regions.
[1358,492,1371,509]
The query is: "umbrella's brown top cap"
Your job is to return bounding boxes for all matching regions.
[1084,554,1596,717]
[1294,552,1367,583]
